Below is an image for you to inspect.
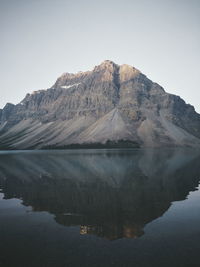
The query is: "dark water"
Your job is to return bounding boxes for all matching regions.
[0,149,200,267]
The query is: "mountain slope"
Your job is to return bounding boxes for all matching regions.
[0,60,200,149]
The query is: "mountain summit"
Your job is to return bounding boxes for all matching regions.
[0,61,200,149]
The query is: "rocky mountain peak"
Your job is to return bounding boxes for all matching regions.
[98,60,117,67]
[93,60,118,75]
[119,64,140,82]
[0,61,200,149]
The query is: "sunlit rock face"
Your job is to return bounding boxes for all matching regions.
[0,60,200,149]
[0,149,200,240]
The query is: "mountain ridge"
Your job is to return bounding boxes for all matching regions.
[0,60,200,149]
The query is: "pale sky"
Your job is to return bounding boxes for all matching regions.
[1,0,200,112]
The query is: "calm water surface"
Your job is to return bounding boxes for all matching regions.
[0,149,200,267]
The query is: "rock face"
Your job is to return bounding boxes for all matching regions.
[0,60,200,149]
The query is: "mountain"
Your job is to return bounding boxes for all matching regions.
[0,60,200,149]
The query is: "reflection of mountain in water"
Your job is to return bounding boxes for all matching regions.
[0,149,200,240]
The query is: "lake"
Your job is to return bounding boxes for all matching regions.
[0,148,200,267]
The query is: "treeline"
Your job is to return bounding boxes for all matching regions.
[43,139,140,149]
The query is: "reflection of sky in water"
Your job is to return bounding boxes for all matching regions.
[139,184,200,241]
